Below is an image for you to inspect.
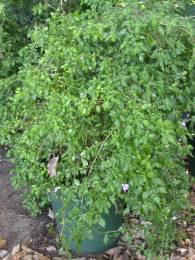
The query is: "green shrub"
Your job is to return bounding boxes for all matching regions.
[0,0,194,255]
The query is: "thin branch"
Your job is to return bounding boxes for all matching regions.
[60,0,66,14]
[88,131,113,176]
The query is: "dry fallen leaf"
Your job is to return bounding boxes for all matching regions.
[40,256,51,260]
[11,250,27,259]
[0,238,6,249]
[47,157,59,177]
[115,250,130,260]
[48,208,55,219]
[0,250,8,258]
[177,247,187,255]
[11,244,20,256]
[2,253,10,260]
[33,253,45,260]
[21,244,34,253]
[46,245,56,253]
[189,250,195,258]
[170,255,182,260]
[185,239,191,246]
[104,247,122,259]
[22,255,34,260]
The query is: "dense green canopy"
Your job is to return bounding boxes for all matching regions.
[0,0,194,255]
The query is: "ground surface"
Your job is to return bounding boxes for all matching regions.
[0,147,57,258]
[1,146,195,259]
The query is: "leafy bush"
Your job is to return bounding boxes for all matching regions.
[0,0,194,255]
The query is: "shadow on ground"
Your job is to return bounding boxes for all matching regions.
[0,147,56,252]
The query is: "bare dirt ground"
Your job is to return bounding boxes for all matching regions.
[0,147,57,259]
[1,146,195,259]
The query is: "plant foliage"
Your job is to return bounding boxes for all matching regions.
[0,0,194,255]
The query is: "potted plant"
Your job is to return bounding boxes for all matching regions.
[49,187,123,253]
[0,0,194,256]
[46,154,124,253]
